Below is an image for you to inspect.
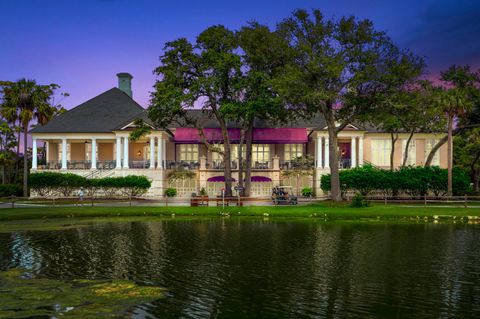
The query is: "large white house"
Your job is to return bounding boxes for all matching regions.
[30,73,448,197]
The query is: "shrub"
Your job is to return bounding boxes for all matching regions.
[301,187,314,197]
[165,188,177,197]
[350,193,368,207]
[320,165,471,197]
[0,184,22,197]
[118,175,152,198]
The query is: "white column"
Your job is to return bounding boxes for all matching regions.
[91,138,97,170]
[324,137,330,168]
[351,137,357,168]
[149,136,155,168]
[316,136,322,168]
[157,137,162,169]
[359,137,364,166]
[116,137,122,168]
[123,137,129,168]
[32,138,38,170]
[45,141,49,162]
[162,138,166,169]
[61,138,67,169]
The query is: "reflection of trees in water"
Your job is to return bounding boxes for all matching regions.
[0,222,479,317]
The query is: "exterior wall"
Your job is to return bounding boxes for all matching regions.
[32,130,449,199]
[362,133,448,170]
[70,143,85,161]
[129,142,147,161]
[166,140,175,161]
[416,139,425,166]
[98,142,114,161]
[49,142,59,161]
[439,142,448,167]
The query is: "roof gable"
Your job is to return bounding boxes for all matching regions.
[30,88,147,134]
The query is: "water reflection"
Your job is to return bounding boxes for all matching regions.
[1,219,480,318]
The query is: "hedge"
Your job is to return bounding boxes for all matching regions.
[0,184,23,197]
[30,172,152,198]
[320,165,471,197]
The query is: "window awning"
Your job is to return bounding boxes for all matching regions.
[207,176,237,182]
[174,128,308,144]
[249,176,272,182]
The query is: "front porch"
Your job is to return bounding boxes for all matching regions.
[31,133,168,171]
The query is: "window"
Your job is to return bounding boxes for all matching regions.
[179,144,198,161]
[58,143,71,161]
[210,144,224,162]
[231,144,245,162]
[402,139,416,166]
[252,144,270,165]
[371,139,391,166]
[284,144,304,161]
[425,139,440,166]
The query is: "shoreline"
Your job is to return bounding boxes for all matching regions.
[0,204,479,223]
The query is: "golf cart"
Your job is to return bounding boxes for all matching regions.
[272,186,298,205]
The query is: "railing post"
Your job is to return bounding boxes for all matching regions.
[424,194,427,207]
[11,195,15,208]
[464,194,467,208]
[384,193,387,206]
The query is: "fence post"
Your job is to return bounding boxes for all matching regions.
[11,195,15,209]
[424,194,427,207]
[464,194,468,208]
[384,193,387,206]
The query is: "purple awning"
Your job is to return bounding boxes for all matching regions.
[207,176,237,182]
[249,176,272,182]
[174,128,308,144]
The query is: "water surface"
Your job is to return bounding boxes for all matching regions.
[1,218,479,318]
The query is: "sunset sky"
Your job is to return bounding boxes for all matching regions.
[1,0,479,109]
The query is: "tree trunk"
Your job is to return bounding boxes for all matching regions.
[218,122,233,197]
[238,129,245,195]
[447,115,454,197]
[402,130,415,167]
[1,165,5,184]
[473,168,480,192]
[390,133,398,171]
[244,121,254,197]
[470,150,480,192]
[23,125,28,197]
[425,136,447,167]
[326,120,341,202]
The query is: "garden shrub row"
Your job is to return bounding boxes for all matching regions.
[0,184,23,197]
[320,165,471,197]
[30,172,152,198]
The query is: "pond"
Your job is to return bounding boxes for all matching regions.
[1,218,480,318]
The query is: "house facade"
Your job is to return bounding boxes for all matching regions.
[30,73,448,197]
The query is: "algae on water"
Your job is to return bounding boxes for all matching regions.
[0,268,164,318]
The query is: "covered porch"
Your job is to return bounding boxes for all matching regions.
[31,133,168,171]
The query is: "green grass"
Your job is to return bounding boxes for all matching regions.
[0,202,479,223]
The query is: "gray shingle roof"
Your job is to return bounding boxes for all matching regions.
[170,110,330,129]
[30,88,146,133]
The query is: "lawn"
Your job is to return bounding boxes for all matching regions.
[0,203,479,223]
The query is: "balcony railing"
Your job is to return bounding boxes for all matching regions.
[166,160,200,170]
[206,160,270,170]
[37,160,117,170]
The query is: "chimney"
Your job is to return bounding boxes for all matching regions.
[116,72,133,97]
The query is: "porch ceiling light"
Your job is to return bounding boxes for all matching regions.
[137,150,142,156]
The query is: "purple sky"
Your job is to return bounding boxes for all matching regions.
[1,0,479,110]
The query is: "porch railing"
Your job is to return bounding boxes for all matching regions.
[206,160,270,170]
[36,160,116,170]
[165,160,200,170]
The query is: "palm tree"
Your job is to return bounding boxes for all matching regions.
[0,79,57,196]
[435,87,473,197]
